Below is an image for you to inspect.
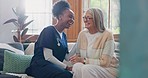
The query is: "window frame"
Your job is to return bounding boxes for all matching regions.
[23,0,119,42]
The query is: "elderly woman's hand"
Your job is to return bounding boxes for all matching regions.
[66,66,73,71]
[69,55,84,64]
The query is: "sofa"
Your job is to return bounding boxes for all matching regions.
[0,42,120,78]
[0,42,77,78]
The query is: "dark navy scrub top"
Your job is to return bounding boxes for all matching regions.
[32,26,68,62]
[25,26,70,78]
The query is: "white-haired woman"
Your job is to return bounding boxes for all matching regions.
[70,8,119,78]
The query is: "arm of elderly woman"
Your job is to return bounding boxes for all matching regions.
[70,54,112,67]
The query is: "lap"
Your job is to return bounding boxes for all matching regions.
[72,63,116,78]
[26,60,72,78]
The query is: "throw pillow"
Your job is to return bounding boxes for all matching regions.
[3,50,32,73]
[0,43,24,71]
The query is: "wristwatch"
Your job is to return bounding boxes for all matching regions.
[83,58,86,64]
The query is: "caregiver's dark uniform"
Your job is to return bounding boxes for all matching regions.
[25,26,72,78]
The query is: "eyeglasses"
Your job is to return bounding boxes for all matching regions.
[83,16,93,21]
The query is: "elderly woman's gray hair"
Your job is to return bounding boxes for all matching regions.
[87,8,105,32]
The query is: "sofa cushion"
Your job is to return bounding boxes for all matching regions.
[3,50,32,73]
[0,74,20,78]
[0,43,24,71]
[24,43,34,55]
[24,42,76,55]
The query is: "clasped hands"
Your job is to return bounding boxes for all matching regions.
[66,55,85,71]
[69,55,84,64]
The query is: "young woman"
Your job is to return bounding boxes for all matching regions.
[25,1,74,78]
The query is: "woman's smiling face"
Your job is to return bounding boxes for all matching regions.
[60,9,75,29]
[83,11,94,29]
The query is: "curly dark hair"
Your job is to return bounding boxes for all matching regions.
[52,1,70,19]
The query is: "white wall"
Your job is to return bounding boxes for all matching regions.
[0,0,21,43]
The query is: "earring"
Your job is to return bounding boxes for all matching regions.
[59,17,61,20]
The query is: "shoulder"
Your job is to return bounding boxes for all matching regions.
[79,28,88,36]
[44,26,55,31]
[77,29,88,41]
[102,29,114,40]
[38,26,56,38]
[41,26,55,34]
[103,29,113,36]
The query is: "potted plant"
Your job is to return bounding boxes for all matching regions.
[3,8,34,43]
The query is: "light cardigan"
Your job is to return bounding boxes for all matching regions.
[77,29,113,51]
[76,29,114,60]
[76,29,118,77]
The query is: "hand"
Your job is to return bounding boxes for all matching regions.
[69,55,84,64]
[66,66,72,71]
[69,55,78,64]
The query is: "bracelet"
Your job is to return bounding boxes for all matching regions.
[83,58,86,64]
[65,66,69,70]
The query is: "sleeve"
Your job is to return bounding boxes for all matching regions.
[86,58,100,65]
[44,48,67,69]
[102,40,114,57]
[65,43,77,61]
[65,31,83,61]
[75,31,82,55]
[37,27,54,49]
[102,32,114,57]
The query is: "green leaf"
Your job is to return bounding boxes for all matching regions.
[3,19,17,24]
[21,28,28,37]
[12,8,19,17]
[24,35,34,43]
[12,22,20,29]
[21,20,33,30]
[13,35,19,42]
[18,16,28,29]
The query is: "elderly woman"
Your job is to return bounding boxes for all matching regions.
[70,8,118,78]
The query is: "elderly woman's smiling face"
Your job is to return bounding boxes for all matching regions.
[83,10,95,30]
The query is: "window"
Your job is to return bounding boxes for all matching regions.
[110,0,120,34]
[83,0,120,34]
[25,0,52,35]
